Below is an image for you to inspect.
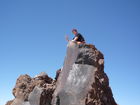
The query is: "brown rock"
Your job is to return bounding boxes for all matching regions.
[5,100,14,105]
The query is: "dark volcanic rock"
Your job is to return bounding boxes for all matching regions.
[5,41,117,105]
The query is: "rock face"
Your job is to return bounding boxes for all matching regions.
[6,72,55,105]
[6,41,117,105]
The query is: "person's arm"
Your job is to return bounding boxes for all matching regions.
[65,35,69,42]
[73,36,78,41]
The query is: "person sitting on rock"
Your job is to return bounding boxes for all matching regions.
[66,29,85,44]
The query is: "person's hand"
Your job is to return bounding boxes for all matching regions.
[65,35,69,42]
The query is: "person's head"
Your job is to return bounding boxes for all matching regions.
[72,29,78,35]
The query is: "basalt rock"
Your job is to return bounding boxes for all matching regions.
[5,41,117,105]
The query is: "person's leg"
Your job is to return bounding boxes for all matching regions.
[77,41,85,44]
[77,41,82,44]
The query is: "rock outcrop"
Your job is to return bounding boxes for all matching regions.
[6,72,55,105]
[6,41,117,105]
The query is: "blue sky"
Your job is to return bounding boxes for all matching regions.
[0,0,140,105]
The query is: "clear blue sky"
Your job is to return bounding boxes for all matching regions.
[0,0,140,105]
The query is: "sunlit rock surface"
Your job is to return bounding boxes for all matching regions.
[5,41,117,105]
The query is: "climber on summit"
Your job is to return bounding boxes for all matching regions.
[65,29,85,44]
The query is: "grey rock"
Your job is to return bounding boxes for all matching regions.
[52,42,97,105]
[28,86,43,105]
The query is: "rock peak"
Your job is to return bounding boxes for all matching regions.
[6,41,117,105]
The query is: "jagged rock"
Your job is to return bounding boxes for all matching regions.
[51,41,117,105]
[6,73,55,105]
[6,41,117,105]
[12,74,32,101]
[5,100,14,105]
